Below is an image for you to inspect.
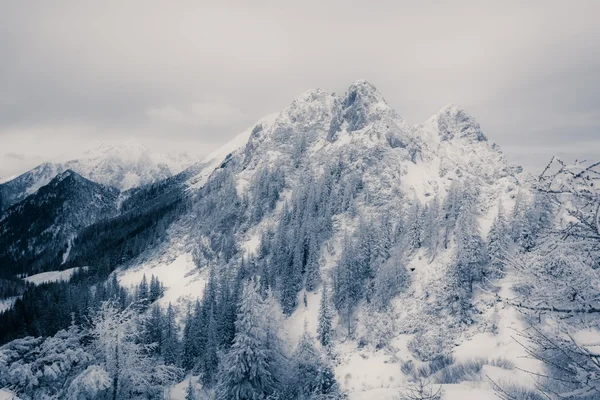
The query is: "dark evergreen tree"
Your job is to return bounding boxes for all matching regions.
[216,280,276,400]
[406,201,423,251]
[486,200,509,277]
[149,275,163,302]
[293,324,322,398]
[162,303,179,366]
[185,379,196,400]
[146,304,164,356]
[451,185,487,321]
[317,285,334,348]
[181,305,197,371]
[200,306,219,385]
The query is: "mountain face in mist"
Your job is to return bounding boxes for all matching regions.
[0,141,193,211]
[0,81,596,400]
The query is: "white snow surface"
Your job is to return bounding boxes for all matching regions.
[117,252,207,311]
[0,389,20,400]
[23,267,83,285]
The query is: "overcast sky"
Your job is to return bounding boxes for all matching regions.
[1,1,599,178]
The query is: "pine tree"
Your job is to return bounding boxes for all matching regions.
[138,274,149,302]
[510,189,528,243]
[422,197,440,261]
[162,303,179,366]
[149,275,163,302]
[200,306,219,385]
[442,181,462,249]
[262,290,290,395]
[91,300,180,399]
[332,236,362,336]
[486,200,509,277]
[293,323,321,398]
[181,305,196,371]
[185,378,196,400]
[304,228,321,291]
[146,303,163,355]
[317,285,333,348]
[452,187,486,320]
[292,322,341,399]
[406,202,423,251]
[216,280,276,400]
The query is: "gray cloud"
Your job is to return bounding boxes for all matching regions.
[1,0,599,177]
[4,153,26,161]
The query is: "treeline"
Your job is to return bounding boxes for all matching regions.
[0,271,163,345]
[0,266,342,400]
[158,266,342,400]
[65,197,190,277]
[251,160,364,315]
[0,172,119,277]
[331,179,554,332]
[0,277,28,299]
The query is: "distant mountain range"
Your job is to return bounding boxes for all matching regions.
[0,140,194,211]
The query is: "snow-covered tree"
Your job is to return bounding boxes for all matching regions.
[90,300,180,399]
[185,378,196,400]
[486,200,510,277]
[66,365,111,400]
[510,189,529,246]
[500,159,600,398]
[138,274,149,302]
[291,323,342,399]
[317,285,334,348]
[406,201,423,251]
[442,181,462,249]
[263,290,291,394]
[422,197,441,261]
[181,303,199,371]
[200,306,219,384]
[293,323,322,398]
[0,322,94,399]
[332,236,364,336]
[216,280,277,400]
[372,254,410,311]
[162,303,180,366]
[449,186,487,320]
[149,274,164,302]
[145,304,163,356]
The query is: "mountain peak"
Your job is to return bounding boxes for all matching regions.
[430,103,487,142]
[52,169,90,186]
[343,80,385,107]
[342,80,397,132]
[55,169,76,180]
[83,139,149,161]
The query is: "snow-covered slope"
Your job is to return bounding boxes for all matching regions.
[22,267,85,285]
[0,140,194,211]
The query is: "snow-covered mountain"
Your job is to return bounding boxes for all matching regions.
[1,81,597,400]
[107,80,528,397]
[0,170,119,276]
[0,140,194,211]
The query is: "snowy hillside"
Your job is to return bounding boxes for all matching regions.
[22,267,86,285]
[0,140,194,211]
[1,81,598,400]
[113,80,535,399]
